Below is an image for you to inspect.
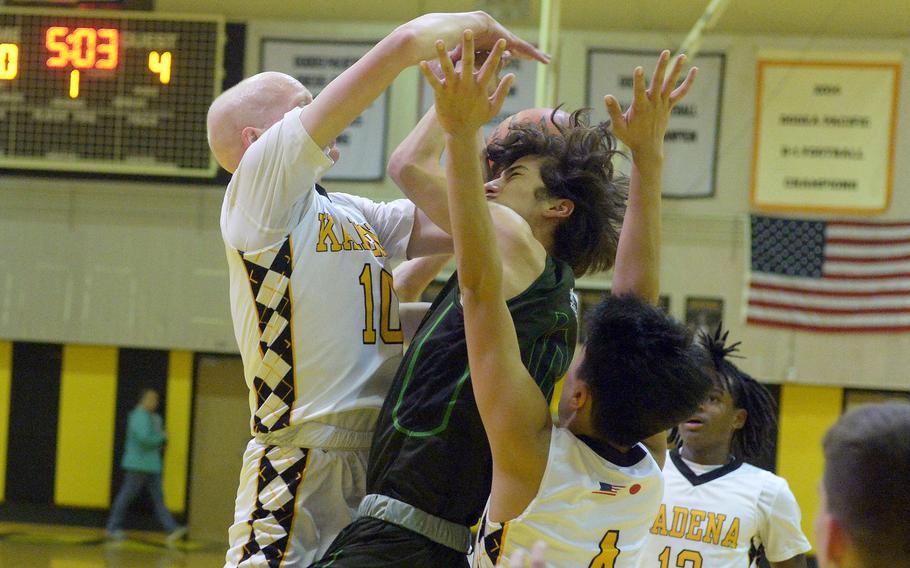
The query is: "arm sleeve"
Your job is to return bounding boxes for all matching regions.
[221,106,334,252]
[329,193,416,262]
[757,476,813,562]
[128,411,166,449]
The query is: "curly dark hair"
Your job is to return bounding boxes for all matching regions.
[580,294,712,447]
[486,108,627,277]
[698,326,778,460]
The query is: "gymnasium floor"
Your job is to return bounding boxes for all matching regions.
[0,522,224,567]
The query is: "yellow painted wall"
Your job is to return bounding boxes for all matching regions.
[54,345,119,508]
[776,384,843,550]
[163,351,194,513]
[0,341,12,503]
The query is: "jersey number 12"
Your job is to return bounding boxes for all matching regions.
[359,264,403,344]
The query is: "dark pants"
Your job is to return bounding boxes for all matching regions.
[310,516,469,568]
[106,470,178,533]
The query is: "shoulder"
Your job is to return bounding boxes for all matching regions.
[234,107,333,177]
[489,203,536,247]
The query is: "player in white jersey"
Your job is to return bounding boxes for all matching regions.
[422,38,710,566]
[639,329,811,568]
[206,13,547,567]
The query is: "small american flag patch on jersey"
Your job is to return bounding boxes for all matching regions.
[593,482,626,496]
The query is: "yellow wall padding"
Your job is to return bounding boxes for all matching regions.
[163,351,193,513]
[54,345,118,508]
[777,384,843,550]
[0,341,12,503]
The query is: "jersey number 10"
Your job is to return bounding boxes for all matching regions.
[359,264,403,344]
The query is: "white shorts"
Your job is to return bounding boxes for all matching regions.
[224,438,368,568]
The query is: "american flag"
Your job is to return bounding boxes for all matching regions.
[593,482,625,496]
[748,215,910,333]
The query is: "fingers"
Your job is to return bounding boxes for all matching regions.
[489,73,515,116]
[631,66,646,108]
[669,66,698,106]
[484,21,549,63]
[448,43,464,65]
[604,94,627,139]
[461,30,475,76]
[478,38,508,87]
[435,40,456,84]
[510,36,550,63]
[648,49,670,99]
[419,60,444,93]
[662,54,687,98]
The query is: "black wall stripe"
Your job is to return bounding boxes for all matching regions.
[215,22,247,186]
[110,348,170,526]
[6,342,62,505]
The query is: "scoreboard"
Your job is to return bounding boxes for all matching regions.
[0,8,223,177]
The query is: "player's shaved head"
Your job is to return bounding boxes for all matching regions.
[488,107,572,144]
[207,72,312,173]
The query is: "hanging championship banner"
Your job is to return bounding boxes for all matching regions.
[260,38,388,181]
[587,49,725,198]
[419,57,538,139]
[751,53,901,214]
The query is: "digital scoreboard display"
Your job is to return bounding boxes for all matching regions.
[0,8,223,177]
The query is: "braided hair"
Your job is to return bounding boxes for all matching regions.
[699,326,778,460]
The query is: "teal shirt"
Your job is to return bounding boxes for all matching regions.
[121,407,166,473]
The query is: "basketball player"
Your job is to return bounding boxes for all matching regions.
[422,34,711,566]
[815,402,910,568]
[638,329,811,568]
[310,38,629,567]
[206,13,546,567]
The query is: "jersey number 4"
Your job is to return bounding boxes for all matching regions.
[589,530,621,568]
[359,264,403,344]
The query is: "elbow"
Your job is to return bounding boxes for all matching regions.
[387,152,408,185]
[388,159,424,192]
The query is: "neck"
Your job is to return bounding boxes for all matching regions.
[531,223,556,257]
[679,442,733,466]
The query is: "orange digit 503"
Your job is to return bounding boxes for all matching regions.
[45,26,119,70]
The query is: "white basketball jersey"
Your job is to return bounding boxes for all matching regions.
[222,107,414,449]
[637,451,811,567]
[474,426,663,568]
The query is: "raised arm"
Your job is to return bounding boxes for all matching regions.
[422,32,551,500]
[387,106,451,232]
[301,12,547,150]
[607,51,697,303]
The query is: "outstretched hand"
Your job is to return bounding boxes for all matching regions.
[406,11,548,64]
[420,30,515,137]
[604,50,697,160]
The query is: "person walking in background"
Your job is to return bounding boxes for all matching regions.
[105,389,186,544]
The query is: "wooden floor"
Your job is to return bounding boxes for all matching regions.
[0,522,225,567]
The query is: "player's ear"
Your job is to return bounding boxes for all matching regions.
[732,408,747,431]
[543,198,574,220]
[819,514,850,566]
[241,126,263,150]
[569,378,590,411]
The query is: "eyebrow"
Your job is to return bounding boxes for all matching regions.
[504,165,528,176]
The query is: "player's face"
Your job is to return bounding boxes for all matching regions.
[484,156,549,223]
[678,385,743,453]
